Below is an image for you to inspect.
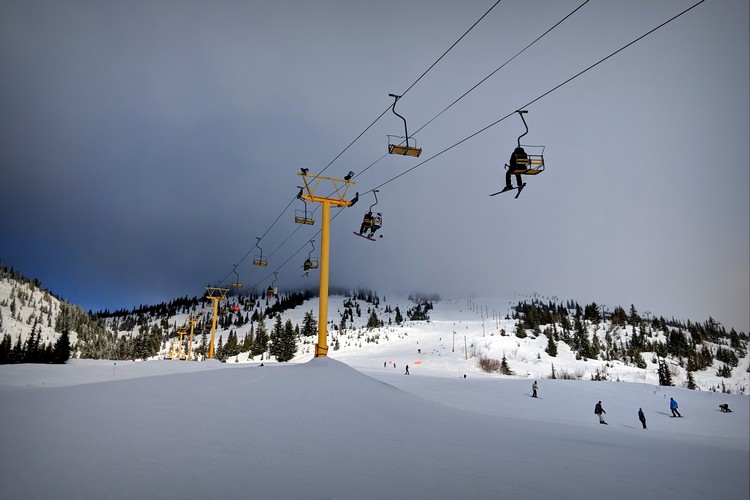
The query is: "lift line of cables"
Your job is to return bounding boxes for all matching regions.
[316,0,504,178]
[217,0,705,292]
[221,0,589,289]
[213,0,506,289]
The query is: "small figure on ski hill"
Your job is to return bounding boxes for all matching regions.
[532,381,538,398]
[670,398,682,417]
[719,403,732,413]
[638,408,647,429]
[384,361,387,368]
[405,365,409,375]
[595,401,607,425]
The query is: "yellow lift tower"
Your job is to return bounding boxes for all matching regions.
[298,169,357,357]
[176,327,188,360]
[185,312,203,361]
[204,286,229,359]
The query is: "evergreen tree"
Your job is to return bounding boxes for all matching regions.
[269,315,284,360]
[52,329,71,364]
[366,311,382,329]
[242,325,254,352]
[301,311,317,337]
[275,319,297,362]
[500,354,513,375]
[545,330,558,357]
[686,370,697,390]
[394,307,403,325]
[0,333,11,364]
[658,360,673,386]
[251,316,269,357]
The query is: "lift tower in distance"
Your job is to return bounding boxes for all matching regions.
[297,169,357,357]
[204,286,229,359]
[185,312,203,361]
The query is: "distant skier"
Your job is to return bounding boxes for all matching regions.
[531,381,538,398]
[669,398,682,417]
[719,403,732,413]
[595,401,607,425]
[405,365,409,375]
[638,408,647,429]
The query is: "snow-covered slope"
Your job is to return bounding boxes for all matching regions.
[0,272,76,346]
[0,357,747,499]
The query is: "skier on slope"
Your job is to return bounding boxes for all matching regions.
[531,381,538,398]
[638,408,647,429]
[669,398,682,418]
[595,401,607,425]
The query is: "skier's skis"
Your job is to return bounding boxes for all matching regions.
[489,183,526,198]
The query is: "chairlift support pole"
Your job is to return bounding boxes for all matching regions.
[186,313,202,361]
[297,170,357,357]
[205,286,229,359]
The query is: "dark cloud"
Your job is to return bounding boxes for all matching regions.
[1,0,748,330]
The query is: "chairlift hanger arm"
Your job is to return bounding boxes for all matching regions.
[516,110,529,148]
[389,94,409,141]
[369,190,379,212]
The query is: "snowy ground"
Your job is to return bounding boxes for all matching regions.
[1,354,748,499]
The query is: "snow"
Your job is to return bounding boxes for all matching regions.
[1,344,748,499]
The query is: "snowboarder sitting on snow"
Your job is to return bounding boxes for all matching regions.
[669,397,682,417]
[719,403,732,413]
[638,408,647,429]
[595,401,607,425]
[532,381,538,398]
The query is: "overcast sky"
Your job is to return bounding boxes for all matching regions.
[1,0,748,331]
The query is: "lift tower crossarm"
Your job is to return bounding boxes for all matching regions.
[204,286,229,359]
[298,172,356,208]
[295,170,357,357]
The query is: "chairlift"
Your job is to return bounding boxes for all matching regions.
[266,272,279,299]
[294,186,315,225]
[387,94,422,157]
[303,240,319,273]
[506,110,545,175]
[356,190,383,240]
[231,266,243,288]
[252,237,268,266]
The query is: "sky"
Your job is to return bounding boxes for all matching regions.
[1,0,748,331]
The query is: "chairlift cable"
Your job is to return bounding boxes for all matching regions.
[218,0,703,288]
[411,0,590,137]
[317,0,503,177]
[360,0,706,195]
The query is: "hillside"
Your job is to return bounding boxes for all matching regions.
[1,267,748,394]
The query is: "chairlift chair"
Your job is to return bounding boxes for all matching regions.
[252,238,268,266]
[506,110,545,175]
[231,267,243,288]
[387,94,422,157]
[303,240,319,272]
[294,187,315,225]
[357,190,383,238]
